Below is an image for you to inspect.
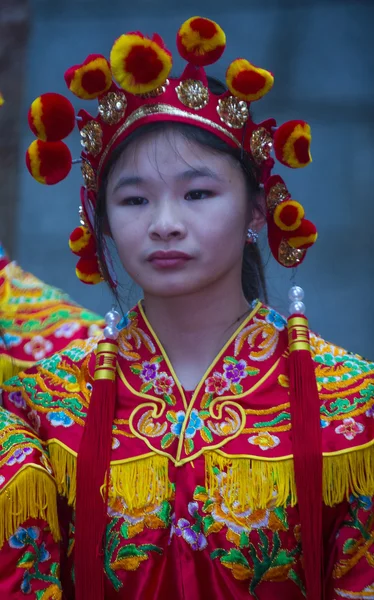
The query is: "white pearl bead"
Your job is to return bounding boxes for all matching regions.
[289,301,306,315]
[103,325,119,340]
[288,286,304,302]
[105,310,121,326]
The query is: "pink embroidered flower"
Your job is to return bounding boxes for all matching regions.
[24,336,53,360]
[54,321,81,338]
[335,418,365,441]
[153,372,174,396]
[140,361,159,383]
[205,372,229,396]
[28,410,41,433]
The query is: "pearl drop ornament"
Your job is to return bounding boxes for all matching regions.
[105,309,121,326]
[103,325,119,340]
[289,301,306,315]
[288,285,304,302]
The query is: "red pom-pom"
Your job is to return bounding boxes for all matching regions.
[65,54,112,100]
[273,120,312,168]
[226,59,274,102]
[288,219,318,249]
[26,140,72,185]
[28,93,75,142]
[273,200,305,232]
[76,257,102,285]
[177,17,226,66]
[69,226,96,257]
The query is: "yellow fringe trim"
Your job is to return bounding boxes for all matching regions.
[0,355,33,386]
[48,443,77,506]
[0,466,61,549]
[206,446,374,509]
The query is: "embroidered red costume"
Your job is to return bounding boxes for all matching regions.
[1,301,373,598]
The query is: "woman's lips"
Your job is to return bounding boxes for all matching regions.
[147,251,193,268]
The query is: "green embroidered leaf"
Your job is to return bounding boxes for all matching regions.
[117,544,146,559]
[199,410,210,419]
[150,356,163,364]
[230,383,243,394]
[200,426,213,443]
[203,515,215,534]
[194,485,208,499]
[158,501,171,525]
[272,549,295,566]
[211,548,227,560]
[139,544,163,554]
[223,357,238,365]
[36,591,46,600]
[17,551,36,568]
[184,438,194,455]
[120,523,129,539]
[203,498,214,511]
[288,568,306,595]
[239,531,250,548]
[130,364,143,375]
[245,366,260,376]
[166,411,177,423]
[343,538,357,554]
[201,393,214,408]
[161,432,176,449]
[164,394,176,406]
[140,382,154,393]
[273,506,289,529]
[50,562,59,576]
[221,548,249,567]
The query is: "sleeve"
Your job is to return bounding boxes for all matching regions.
[0,517,62,599]
[326,495,374,599]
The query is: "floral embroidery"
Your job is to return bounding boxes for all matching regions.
[202,358,259,409]
[265,309,287,331]
[233,306,286,362]
[0,332,21,348]
[161,409,211,453]
[170,502,208,551]
[0,475,5,486]
[153,372,174,396]
[130,357,177,405]
[54,321,81,338]
[118,310,156,361]
[335,418,364,441]
[138,410,167,438]
[8,390,26,410]
[248,431,281,451]
[6,447,33,466]
[46,411,74,428]
[139,360,159,382]
[24,336,53,360]
[8,525,61,597]
[205,372,230,396]
[28,409,41,433]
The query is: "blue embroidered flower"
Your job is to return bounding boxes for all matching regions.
[170,411,186,436]
[39,542,51,563]
[21,571,31,594]
[0,333,21,349]
[265,309,286,331]
[349,494,372,511]
[9,526,40,549]
[47,411,74,428]
[185,409,204,439]
[320,419,330,429]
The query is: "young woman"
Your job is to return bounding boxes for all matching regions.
[1,16,373,600]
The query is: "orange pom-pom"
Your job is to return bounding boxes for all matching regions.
[226,59,273,102]
[25,140,72,185]
[273,120,312,168]
[273,200,305,232]
[28,93,75,141]
[176,17,226,66]
[110,33,172,95]
[69,226,96,257]
[288,219,318,249]
[76,257,102,285]
[65,54,112,100]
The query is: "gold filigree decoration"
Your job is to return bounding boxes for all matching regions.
[250,127,273,164]
[98,91,127,125]
[78,206,88,227]
[80,121,103,156]
[81,161,96,191]
[176,79,209,110]
[139,79,170,99]
[217,96,249,129]
[278,239,305,267]
[266,182,289,213]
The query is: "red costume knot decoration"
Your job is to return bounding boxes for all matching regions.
[25,15,318,279]
[287,315,311,353]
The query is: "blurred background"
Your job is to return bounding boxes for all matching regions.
[1,0,373,356]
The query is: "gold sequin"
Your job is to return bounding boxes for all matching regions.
[278,239,305,267]
[139,79,169,98]
[98,91,127,125]
[78,206,88,227]
[81,161,97,191]
[216,96,248,129]
[266,182,289,213]
[176,79,209,110]
[250,127,273,164]
[80,121,103,156]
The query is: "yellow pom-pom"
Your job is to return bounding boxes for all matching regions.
[226,59,274,102]
[110,33,172,95]
[177,17,226,66]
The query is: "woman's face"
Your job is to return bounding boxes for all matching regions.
[105,129,256,298]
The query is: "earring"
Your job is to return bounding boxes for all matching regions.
[246,228,259,243]
[103,307,121,340]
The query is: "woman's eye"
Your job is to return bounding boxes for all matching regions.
[185,190,213,201]
[122,197,148,206]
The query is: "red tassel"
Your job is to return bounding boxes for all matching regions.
[287,315,323,600]
[75,339,118,600]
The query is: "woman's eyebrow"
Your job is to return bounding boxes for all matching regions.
[112,166,224,193]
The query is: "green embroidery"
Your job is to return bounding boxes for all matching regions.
[253,411,291,428]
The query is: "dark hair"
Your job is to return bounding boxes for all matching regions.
[95,83,268,305]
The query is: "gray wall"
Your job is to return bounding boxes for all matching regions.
[16,0,374,357]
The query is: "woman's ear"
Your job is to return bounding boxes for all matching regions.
[247,188,266,233]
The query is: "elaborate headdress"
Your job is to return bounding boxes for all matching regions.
[25,17,322,600]
[26,16,317,285]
